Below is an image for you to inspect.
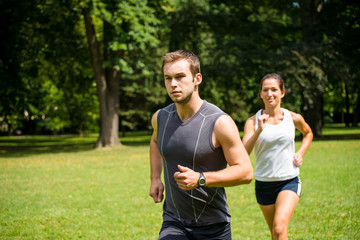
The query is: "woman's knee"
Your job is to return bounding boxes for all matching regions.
[272,222,287,237]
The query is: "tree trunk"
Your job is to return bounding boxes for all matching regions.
[344,82,350,127]
[299,0,324,137]
[103,20,121,147]
[352,87,360,127]
[82,8,121,148]
[302,86,323,137]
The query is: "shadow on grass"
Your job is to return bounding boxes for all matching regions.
[0,134,151,158]
[295,125,360,141]
[314,134,360,141]
[296,134,360,141]
[1,126,359,158]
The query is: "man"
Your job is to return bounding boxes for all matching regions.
[149,49,253,240]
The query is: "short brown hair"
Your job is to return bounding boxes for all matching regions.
[162,50,200,77]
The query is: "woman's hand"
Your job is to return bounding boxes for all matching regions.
[293,153,303,167]
[258,114,269,131]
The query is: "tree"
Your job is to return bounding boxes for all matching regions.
[294,0,327,137]
[2,0,358,139]
[82,6,120,147]
[80,0,167,147]
[201,1,303,126]
[0,0,99,136]
[0,1,35,134]
[321,0,360,127]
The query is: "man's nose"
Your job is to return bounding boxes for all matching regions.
[170,79,178,87]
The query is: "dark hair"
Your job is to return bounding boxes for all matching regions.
[162,50,200,77]
[258,73,286,102]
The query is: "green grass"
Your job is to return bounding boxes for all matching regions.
[321,124,360,137]
[0,128,359,239]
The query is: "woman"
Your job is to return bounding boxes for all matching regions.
[242,73,313,240]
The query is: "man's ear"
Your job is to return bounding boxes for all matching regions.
[194,73,202,86]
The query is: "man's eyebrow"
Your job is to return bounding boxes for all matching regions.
[164,72,186,77]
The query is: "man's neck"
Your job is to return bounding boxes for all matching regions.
[175,97,204,122]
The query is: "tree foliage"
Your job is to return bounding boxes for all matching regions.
[1,0,359,139]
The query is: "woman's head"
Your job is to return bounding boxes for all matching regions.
[258,73,286,105]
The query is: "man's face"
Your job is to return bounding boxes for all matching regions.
[163,59,200,104]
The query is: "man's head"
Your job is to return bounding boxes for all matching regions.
[162,50,202,104]
[162,50,200,78]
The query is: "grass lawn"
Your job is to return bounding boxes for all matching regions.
[0,127,359,239]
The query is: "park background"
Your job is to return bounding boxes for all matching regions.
[1,0,359,239]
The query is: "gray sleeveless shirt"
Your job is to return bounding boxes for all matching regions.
[157,101,231,226]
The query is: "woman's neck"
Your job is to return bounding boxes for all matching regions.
[263,106,282,117]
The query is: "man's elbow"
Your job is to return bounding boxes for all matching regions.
[230,162,253,185]
[246,172,254,184]
[241,165,254,184]
[231,170,253,186]
[241,170,253,184]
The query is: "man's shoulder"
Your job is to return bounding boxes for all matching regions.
[156,103,177,123]
[160,103,176,113]
[202,101,226,116]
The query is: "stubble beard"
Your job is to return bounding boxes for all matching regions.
[172,92,193,105]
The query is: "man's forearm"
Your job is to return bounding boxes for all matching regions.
[203,164,253,188]
[150,139,163,180]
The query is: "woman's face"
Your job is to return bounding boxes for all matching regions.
[260,78,285,107]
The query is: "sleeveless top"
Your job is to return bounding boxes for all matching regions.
[254,108,299,182]
[157,101,230,226]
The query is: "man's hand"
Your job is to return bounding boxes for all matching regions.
[174,165,201,191]
[149,179,164,203]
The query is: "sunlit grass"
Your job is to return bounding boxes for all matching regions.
[0,127,359,239]
[228,140,360,239]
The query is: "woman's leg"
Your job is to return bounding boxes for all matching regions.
[259,204,275,239]
[272,190,299,240]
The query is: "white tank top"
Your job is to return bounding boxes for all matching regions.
[254,108,299,181]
